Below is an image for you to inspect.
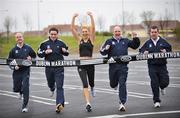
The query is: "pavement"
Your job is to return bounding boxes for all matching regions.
[0,56,180,118]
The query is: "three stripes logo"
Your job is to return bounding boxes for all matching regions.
[10,59,17,66]
[9,59,32,66]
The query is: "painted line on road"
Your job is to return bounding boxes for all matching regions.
[32,83,152,98]
[0,74,180,88]
[87,110,180,118]
[0,89,69,105]
[0,92,55,105]
[128,80,180,88]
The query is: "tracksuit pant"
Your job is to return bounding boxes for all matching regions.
[109,64,128,104]
[148,64,169,103]
[13,69,30,109]
[45,67,65,106]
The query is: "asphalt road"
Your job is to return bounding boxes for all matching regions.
[0,57,180,118]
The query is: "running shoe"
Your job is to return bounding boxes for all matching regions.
[119,103,126,111]
[86,104,92,112]
[56,104,64,113]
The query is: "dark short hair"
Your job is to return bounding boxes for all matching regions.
[150,25,159,32]
[49,27,59,34]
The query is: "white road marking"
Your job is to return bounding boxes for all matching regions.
[87,110,180,118]
[0,92,55,105]
[0,90,69,105]
[0,74,179,88]
[32,83,152,98]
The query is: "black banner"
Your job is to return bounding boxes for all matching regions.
[0,51,180,67]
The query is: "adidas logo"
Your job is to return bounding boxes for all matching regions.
[10,59,17,66]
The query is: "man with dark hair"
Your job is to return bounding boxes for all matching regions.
[139,25,172,108]
[100,25,140,111]
[37,27,69,113]
[8,32,36,113]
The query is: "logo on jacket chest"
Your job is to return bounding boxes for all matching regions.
[112,41,115,45]
[15,50,18,53]
[149,44,152,48]
[112,41,125,45]
[15,49,27,54]
[47,45,50,49]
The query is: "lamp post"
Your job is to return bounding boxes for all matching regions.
[37,0,40,31]
[122,0,125,35]
[48,10,54,25]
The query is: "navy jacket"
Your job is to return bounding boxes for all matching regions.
[8,44,36,71]
[37,38,69,61]
[100,36,140,58]
[139,36,172,65]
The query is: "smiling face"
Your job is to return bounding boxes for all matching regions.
[49,30,58,41]
[113,26,121,39]
[15,33,24,45]
[81,27,89,39]
[150,28,159,40]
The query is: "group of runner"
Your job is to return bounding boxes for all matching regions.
[8,12,172,113]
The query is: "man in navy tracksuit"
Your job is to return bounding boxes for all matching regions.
[37,27,69,113]
[100,25,140,111]
[139,25,172,108]
[8,32,36,113]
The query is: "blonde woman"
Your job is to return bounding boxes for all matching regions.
[71,11,95,112]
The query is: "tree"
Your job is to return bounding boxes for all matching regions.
[159,9,172,37]
[23,13,32,31]
[140,11,155,32]
[159,15,166,36]
[96,15,106,33]
[113,11,136,34]
[13,17,18,32]
[127,12,136,31]
[3,16,13,40]
[174,25,180,41]
[113,13,122,27]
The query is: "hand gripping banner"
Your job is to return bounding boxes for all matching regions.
[0,51,180,67]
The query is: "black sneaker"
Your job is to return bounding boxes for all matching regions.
[56,104,64,113]
[86,104,92,112]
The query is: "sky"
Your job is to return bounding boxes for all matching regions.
[0,0,180,32]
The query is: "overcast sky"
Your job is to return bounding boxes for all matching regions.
[0,0,180,32]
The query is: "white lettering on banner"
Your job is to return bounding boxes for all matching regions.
[51,60,77,66]
[1,51,180,67]
[136,54,153,60]
[154,52,180,59]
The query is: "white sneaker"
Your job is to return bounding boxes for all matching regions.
[161,89,165,95]
[114,85,118,90]
[19,93,23,100]
[50,91,54,97]
[154,102,160,108]
[91,87,95,97]
[119,103,126,111]
[22,107,28,113]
